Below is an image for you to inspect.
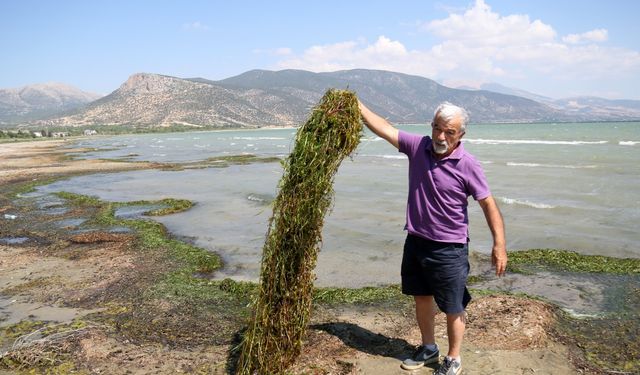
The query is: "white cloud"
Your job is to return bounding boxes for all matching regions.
[424,0,556,46]
[274,47,292,56]
[273,0,640,98]
[183,21,210,31]
[562,29,608,44]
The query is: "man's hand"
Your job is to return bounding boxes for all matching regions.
[492,245,507,277]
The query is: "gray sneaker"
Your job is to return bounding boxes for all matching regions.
[434,356,462,375]
[400,344,439,370]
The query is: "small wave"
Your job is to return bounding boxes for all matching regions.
[247,194,273,205]
[507,162,596,169]
[467,139,607,145]
[619,141,638,146]
[380,155,407,160]
[247,194,265,203]
[499,197,556,209]
[361,137,384,142]
[561,308,604,319]
[232,136,286,140]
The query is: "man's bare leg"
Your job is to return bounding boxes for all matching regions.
[446,312,466,358]
[414,295,437,345]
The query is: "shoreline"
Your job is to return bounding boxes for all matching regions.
[1,139,636,374]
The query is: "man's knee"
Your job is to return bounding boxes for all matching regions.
[414,295,435,308]
[446,311,466,324]
[415,295,437,315]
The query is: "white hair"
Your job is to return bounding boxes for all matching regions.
[433,102,469,133]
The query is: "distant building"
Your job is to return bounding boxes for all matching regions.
[84,129,98,136]
[52,132,69,138]
[33,131,43,137]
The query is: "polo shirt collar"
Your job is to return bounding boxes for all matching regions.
[425,138,465,160]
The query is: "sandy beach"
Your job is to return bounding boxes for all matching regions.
[0,139,602,374]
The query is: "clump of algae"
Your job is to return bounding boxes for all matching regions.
[236,89,362,374]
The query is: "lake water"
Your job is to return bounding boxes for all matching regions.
[37,122,639,295]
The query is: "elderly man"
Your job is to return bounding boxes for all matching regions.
[358,100,507,375]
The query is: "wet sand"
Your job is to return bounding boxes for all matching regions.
[0,139,586,374]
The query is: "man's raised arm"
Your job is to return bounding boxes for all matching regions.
[358,100,400,149]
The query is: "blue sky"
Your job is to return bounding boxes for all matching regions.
[2,0,639,99]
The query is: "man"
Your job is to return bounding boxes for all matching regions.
[358,100,507,375]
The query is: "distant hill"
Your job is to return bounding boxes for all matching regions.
[6,69,640,129]
[36,73,306,128]
[477,83,554,104]
[0,83,102,125]
[461,82,640,121]
[551,96,640,119]
[216,69,565,123]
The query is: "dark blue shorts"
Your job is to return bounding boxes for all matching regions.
[401,234,471,314]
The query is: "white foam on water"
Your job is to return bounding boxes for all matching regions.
[507,162,597,169]
[619,140,639,146]
[467,139,608,145]
[499,197,556,209]
[380,155,407,160]
[232,136,286,140]
[246,194,265,203]
[561,308,604,319]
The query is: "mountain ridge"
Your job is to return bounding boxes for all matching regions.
[0,82,102,124]
[3,69,640,128]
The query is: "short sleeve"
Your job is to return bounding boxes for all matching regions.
[398,130,424,157]
[464,158,491,201]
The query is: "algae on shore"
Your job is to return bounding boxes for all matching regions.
[507,248,640,275]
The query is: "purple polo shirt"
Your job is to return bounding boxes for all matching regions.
[398,130,491,243]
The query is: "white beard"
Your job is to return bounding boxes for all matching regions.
[433,141,449,154]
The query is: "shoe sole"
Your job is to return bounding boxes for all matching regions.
[400,356,439,370]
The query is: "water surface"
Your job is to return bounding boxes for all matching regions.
[40,122,639,298]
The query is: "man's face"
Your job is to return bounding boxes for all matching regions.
[431,115,465,156]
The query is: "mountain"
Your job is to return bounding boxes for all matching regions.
[478,83,553,104]
[11,69,640,128]
[216,69,566,123]
[0,83,102,125]
[32,70,569,128]
[36,72,313,128]
[551,96,640,120]
[462,82,640,121]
